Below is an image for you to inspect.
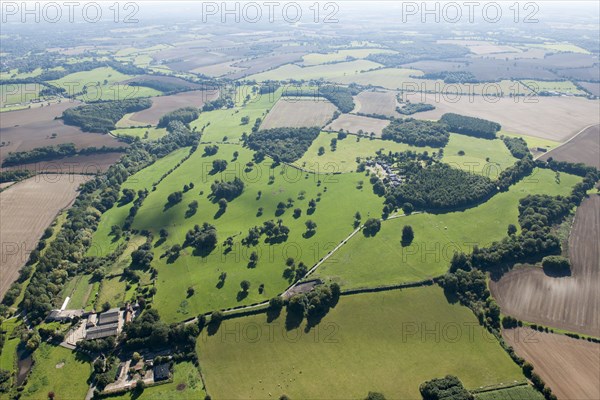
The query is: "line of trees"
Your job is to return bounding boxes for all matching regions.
[440,113,501,139]
[2,143,127,166]
[157,107,199,128]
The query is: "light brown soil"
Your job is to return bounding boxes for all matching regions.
[539,124,600,169]
[490,195,600,336]
[0,174,91,298]
[0,101,125,165]
[260,97,337,129]
[325,114,390,136]
[411,95,600,142]
[123,90,219,126]
[353,91,399,117]
[503,328,600,400]
[1,152,124,174]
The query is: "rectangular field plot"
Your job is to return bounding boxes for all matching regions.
[197,286,524,399]
[260,97,338,129]
[325,114,390,136]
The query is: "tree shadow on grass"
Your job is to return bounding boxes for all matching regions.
[207,320,222,336]
[154,237,166,248]
[236,290,249,302]
[266,307,282,323]
[285,310,303,331]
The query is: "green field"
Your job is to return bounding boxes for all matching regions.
[190,87,283,143]
[442,134,517,177]
[300,48,396,66]
[0,83,42,106]
[521,80,586,95]
[475,385,544,400]
[128,144,383,322]
[89,147,191,257]
[111,127,168,141]
[197,286,524,399]
[296,131,436,173]
[501,131,560,152]
[331,67,423,88]
[0,318,21,382]
[21,344,91,400]
[50,67,160,101]
[247,60,383,81]
[312,168,581,288]
[529,42,590,54]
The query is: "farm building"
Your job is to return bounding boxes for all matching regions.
[153,363,171,382]
[85,308,123,340]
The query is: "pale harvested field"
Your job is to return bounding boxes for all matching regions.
[539,125,600,168]
[260,97,337,129]
[491,195,600,337]
[411,95,600,142]
[119,90,219,126]
[353,90,398,117]
[0,175,90,298]
[0,101,124,165]
[192,61,245,77]
[503,328,600,400]
[325,113,390,136]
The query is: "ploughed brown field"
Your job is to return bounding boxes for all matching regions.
[121,90,219,126]
[490,194,600,337]
[411,95,600,142]
[0,102,124,165]
[260,97,337,129]
[353,90,399,117]
[325,113,390,136]
[539,124,600,169]
[0,174,91,298]
[503,328,600,400]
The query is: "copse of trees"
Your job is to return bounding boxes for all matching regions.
[440,113,501,139]
[396,102,435,115]
[210,177,244,201]
[0,169,32,183]
[420,70,477,84]
[381,118,449,147]
[185,223,218,254]
[245,127,321,162]
[157,107,199,128]
[503,136,530,159]
[128,79,195,94]
[388,163,496,210]
[62,98,152,133]
[419,375,474,400]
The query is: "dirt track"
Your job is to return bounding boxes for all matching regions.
[491,195,600,336]
[0,174,90,298]
[503,328,600,400]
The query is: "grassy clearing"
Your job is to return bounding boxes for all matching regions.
[0,318,21,379]
[0,83,42,106]
[521,80,586,95]
[475,385,544,399]
[50,67,160,101]
[62,274,94,310]
[22,344,91,400]
[296,131,436,173]
[130,144,383,322]
[300,48,396,66]
[95,276,129,311]
[190,88,282,143]
[197,286,524,399]
[111,127,168,141]
[501,131,560,151]
[88,147,191,257]
[247,60,383,81]
[312,168,581,289]
[529,43,590,54]
[442,134,517,177]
